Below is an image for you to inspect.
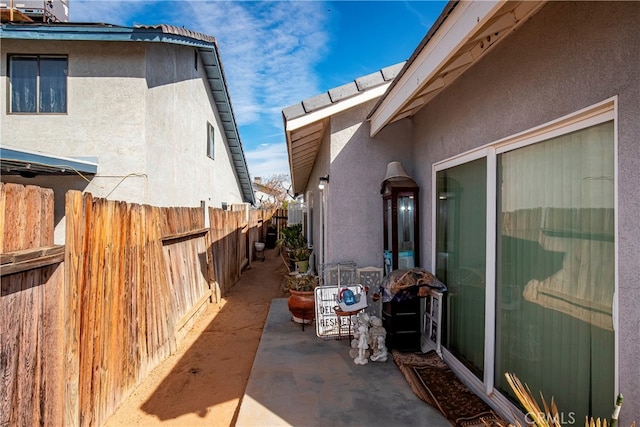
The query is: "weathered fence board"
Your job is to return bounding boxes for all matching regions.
[1,183,63,427]
[2,183,278,427]
[63,192,220,426]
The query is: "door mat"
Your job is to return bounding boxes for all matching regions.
[392,350,505,427]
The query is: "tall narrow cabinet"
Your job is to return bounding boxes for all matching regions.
[381,164,419,275]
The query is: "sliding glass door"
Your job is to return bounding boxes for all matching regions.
[436,158,486,378]
[434,105,615,420]
[495,121,615,417]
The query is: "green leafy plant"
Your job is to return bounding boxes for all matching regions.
[290,246,311,262]
[276,224,306,252]
[283,273,319,292]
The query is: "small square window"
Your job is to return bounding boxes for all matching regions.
[9,55,68,114]
[207,122,215,159]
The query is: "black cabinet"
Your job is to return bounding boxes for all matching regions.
[382,298,421,352]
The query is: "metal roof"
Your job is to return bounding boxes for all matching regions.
[1,145,98,177]
[282,62,405,194]
[0,22,255,205]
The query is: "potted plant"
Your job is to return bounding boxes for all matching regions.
[276,224,307,271]
[290,246,311,273]
[283,273,319,324]
[276,224,306,253]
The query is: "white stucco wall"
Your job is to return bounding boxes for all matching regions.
[1,40,148,202]
[318,99,413,268]
[408,1,640,421]
[1,38,245,242]
[144,43,244,209]
[306,127,330,269]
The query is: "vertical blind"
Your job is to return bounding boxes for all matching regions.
[437,119,615,419]
[495,121,615,419]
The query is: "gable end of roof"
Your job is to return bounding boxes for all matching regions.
[0,21,255,205]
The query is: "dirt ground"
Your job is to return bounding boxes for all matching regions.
[105,248,289,427]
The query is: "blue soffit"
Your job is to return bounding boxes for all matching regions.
[0,22,255,205]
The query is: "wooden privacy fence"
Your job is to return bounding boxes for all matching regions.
[1,183,276,427]
[1,183,65,427]
[64,191,215,426]
[209,207,273,297]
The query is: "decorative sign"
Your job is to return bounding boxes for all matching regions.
[314,285,364,338]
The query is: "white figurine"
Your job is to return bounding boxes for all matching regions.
[353,324,369,365]
[370,335,388,362]
[368,316,388,362]
[349,315,369,359]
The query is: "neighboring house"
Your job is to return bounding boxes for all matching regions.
[1,22,255,243]
[283,0,639,423]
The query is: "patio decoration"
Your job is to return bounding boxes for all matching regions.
[353,322,369,365]
[314,284,365,339]
[381,161,420,275]
[382,267,446,352]
[368,316,388,362]
[336,286,368,312]
[393,350,504,426]
[348,312,388,364]
[381,268,447,303]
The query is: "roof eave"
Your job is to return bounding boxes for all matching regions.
[198,45,255,205]
[283,62,405,195]
[368,0,546,137]
[285,84,390,195]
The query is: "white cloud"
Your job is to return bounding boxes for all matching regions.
[72,1,328,178]
[244,143,290,180]
[182,1,328,126]
[71,1,327,127]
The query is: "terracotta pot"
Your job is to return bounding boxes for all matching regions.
[288,289,316,324]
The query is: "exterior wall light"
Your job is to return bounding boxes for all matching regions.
[318,175,329,190]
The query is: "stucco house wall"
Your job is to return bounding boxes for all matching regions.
[306,128,330,268]
[409,1,639,420]
[144,42,244,208]
[1,33,248,242]
[326,99,413,268]
[1,40,148,200]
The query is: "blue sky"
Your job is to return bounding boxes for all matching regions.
[71,1,446,180]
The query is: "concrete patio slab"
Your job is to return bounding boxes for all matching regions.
[236,298,450,427]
